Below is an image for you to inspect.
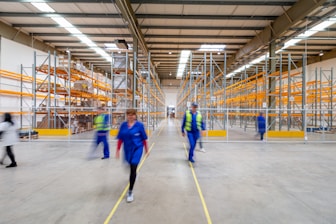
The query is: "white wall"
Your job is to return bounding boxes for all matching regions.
[0,37,58,127]
[307,57,336,81]
[0,37,57,73]
[163,87,178,108]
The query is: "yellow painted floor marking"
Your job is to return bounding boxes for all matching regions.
[183,143,213,224]
[103,142,155,224]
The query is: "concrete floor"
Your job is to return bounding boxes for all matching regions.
[0,119,336,224]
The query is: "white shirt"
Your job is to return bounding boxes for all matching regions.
[0,122,19,146]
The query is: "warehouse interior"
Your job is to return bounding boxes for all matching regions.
[0,1,336,224]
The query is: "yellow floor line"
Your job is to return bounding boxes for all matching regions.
[183,143,213,224]
[157,122,166,136]
[103,142,155,224]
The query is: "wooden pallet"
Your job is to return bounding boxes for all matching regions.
[21,134,39,139]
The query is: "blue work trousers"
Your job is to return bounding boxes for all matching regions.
[187,131,199,160]
[96,131,109,158]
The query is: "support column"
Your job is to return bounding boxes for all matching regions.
[302,54,307,133]
[287,53,292,130]
[223,52,227,129]
[133,35,138,108]
[33,52,37,128]
[268,41,276,130]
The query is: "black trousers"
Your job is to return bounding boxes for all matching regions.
[6,145,16,164]
[129,164,138,191]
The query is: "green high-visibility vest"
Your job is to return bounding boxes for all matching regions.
[185,110,202,131]
[94,114,109,131]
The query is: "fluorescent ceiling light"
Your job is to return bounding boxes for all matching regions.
[78,36,97,47]
[176,50,190,79]
[227,15,336,79]
[282,16,336,50]
[104,43,133,51]
[104,56,112,62]
[66,27,82,34]
[104,43,118,49]
[176,50,191,78]
[52,17,73,28]
[198,44,226,52]
[226,53,268,78]
[32,2,112,64]
[94,48,109,57]
[31,3,55,12]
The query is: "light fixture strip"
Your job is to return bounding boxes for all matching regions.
[227,15,336,78]
[31,2,111,62]
[176,50,191,78]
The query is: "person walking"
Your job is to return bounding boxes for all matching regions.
[181,102,206,163]
[197,135,206,153]
[0,113,19,168]
[93,107,110,159]
[257,112,266,141]
[116,109,148,203]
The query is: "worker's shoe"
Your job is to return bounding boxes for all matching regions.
[126,191,134,203]
[188,158,195,163]
[6,163,17,168]
[101,156,109,160]
[199,148,206,153]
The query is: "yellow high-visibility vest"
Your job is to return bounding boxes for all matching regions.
[185,110,202,131]
[94,114,109,131]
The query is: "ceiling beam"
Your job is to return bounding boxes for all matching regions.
[136,14,277,20]
[32,33,132,37]
[141,25,264,30]
[145,34,253,39]
[0,0,296,5]
[12,24,128,29]
[228,0,327,68]
[149,47,239,51]
[32,33,253,39]
[0,12,122,18]
[0,12,323,21]
[0,0,114,2]
[13,23,264,31]
[130,0,296,6]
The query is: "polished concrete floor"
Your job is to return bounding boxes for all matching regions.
[0,119,336,224]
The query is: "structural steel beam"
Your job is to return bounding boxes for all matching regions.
[0,0,114,2]
[0,20,55,53]
[0,12,121,18]
[130,0,296,6]
[115,0,148,55]
[136,14,277,20]
[0,0,296,5]
[32,33,253,39]
[228,0,327,67]
[12,24,128,29]
[12,23,264,31]
[0,12,277,20]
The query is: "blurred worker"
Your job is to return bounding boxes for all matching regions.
[0,113,19,168]
[116,109,148,203]
[257,112,266,141]
[181,102,206,163]
[93,107,110,159]
[72,118,79,134]
[197,134,206,153]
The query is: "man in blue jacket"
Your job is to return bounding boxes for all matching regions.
[257,112,266,141]
[181,102,205,163]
